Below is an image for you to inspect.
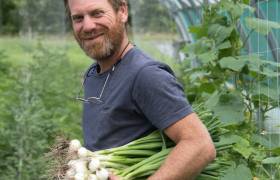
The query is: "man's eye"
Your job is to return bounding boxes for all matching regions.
[91,11,104,18]
[72,16,83,22]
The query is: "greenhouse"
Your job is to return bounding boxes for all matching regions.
[0,0,279,179]
[160,0,280,128]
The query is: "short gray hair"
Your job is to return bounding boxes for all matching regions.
[63,0,127,21]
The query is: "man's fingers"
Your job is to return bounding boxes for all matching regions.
[109,173,120,180]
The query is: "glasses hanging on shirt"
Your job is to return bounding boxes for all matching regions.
[75,66,116,104]
[75,41,131,104]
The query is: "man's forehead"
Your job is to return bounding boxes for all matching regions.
[68,0,112,12]
[68,0,109,3]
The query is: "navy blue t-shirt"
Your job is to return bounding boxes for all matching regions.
[83,48,193,151]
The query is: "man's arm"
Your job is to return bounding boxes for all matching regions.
[147,113,216,180]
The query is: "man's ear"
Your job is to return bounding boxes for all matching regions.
[118,2,128,23]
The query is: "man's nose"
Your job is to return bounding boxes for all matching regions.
[82,16,97,32]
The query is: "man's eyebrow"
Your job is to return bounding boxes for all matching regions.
[71,8,103,16]
[89,8,104,14]
[71,12,82,17]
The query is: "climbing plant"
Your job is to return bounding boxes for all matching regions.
[181,0,280,179]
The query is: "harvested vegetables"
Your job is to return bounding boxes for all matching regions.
[47,104,232,180]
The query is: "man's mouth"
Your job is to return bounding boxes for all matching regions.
[83,33,104,41]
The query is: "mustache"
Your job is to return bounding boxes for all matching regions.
[80,30,106,39]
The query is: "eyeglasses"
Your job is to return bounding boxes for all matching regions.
[75,66,115,104]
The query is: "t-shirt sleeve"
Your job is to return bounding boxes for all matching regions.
[132,63,193,130]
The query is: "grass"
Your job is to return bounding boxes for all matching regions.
[0,34,180,71]
[0,36,34,65]
[0,35,92,68]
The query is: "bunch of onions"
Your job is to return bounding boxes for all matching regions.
[65,140,110,180]
[50,104,233,180]
[64,131,170,180]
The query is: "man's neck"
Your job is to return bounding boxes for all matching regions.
[97,38,133,73]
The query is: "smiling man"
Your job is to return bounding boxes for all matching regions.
[64,0,216,179]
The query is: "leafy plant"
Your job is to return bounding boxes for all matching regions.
[0,42,84,179]
[0,69,58,179]
[180,0,280,179]
[26,42,83,138]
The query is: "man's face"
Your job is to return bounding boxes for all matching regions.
[68,0,126,60]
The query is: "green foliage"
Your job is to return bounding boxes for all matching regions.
[0,41,83,179]
[205,91,244,125]
[0,50,9,73]
[262,156,280,164]
[0,34,185,179]
[221,164,253,180]
[245,17,280,35]
[0,72,58,179]
[128,0,177,33]
[17,0,65,34]
[25,42,83,137]
[0,50,13,121]
[0,0,21,34]
[180,0,280,179]
[0,0,65,35]
[0,51,54,179]
[0,0,176,35]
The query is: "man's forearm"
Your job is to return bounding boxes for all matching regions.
[147,139,215,180]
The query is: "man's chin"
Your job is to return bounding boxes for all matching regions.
[82,41,114,60]
[85,50,111,60]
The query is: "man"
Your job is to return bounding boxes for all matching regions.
[64,0,216,179]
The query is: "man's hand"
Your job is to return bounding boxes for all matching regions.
[109,173,121,180]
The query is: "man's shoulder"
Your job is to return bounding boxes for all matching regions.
[124,48,174,76]
[125,48,156,67]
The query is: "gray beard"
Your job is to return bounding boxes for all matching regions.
[75,18,125,61]
[82,35,114,61]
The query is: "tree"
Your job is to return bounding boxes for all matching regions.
[0,0,65,36]
[129,0,176,33]
[0,0,21,34]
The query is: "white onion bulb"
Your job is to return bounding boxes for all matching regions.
[88,158,101,172]
[68,160,78,168]
[74,173,85,180]
[78,147,88,158]
[69,139,82,152]
[96,168,109,180]
[74,160,87,173]
[88,174,98,180]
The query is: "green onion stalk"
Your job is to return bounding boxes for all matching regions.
[48,104,233,180]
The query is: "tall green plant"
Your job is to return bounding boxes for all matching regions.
[0,43,84,179]
[27,42,83,137]
[181,0,280,179]
[0,50,13,129]
[0,69,58,179]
